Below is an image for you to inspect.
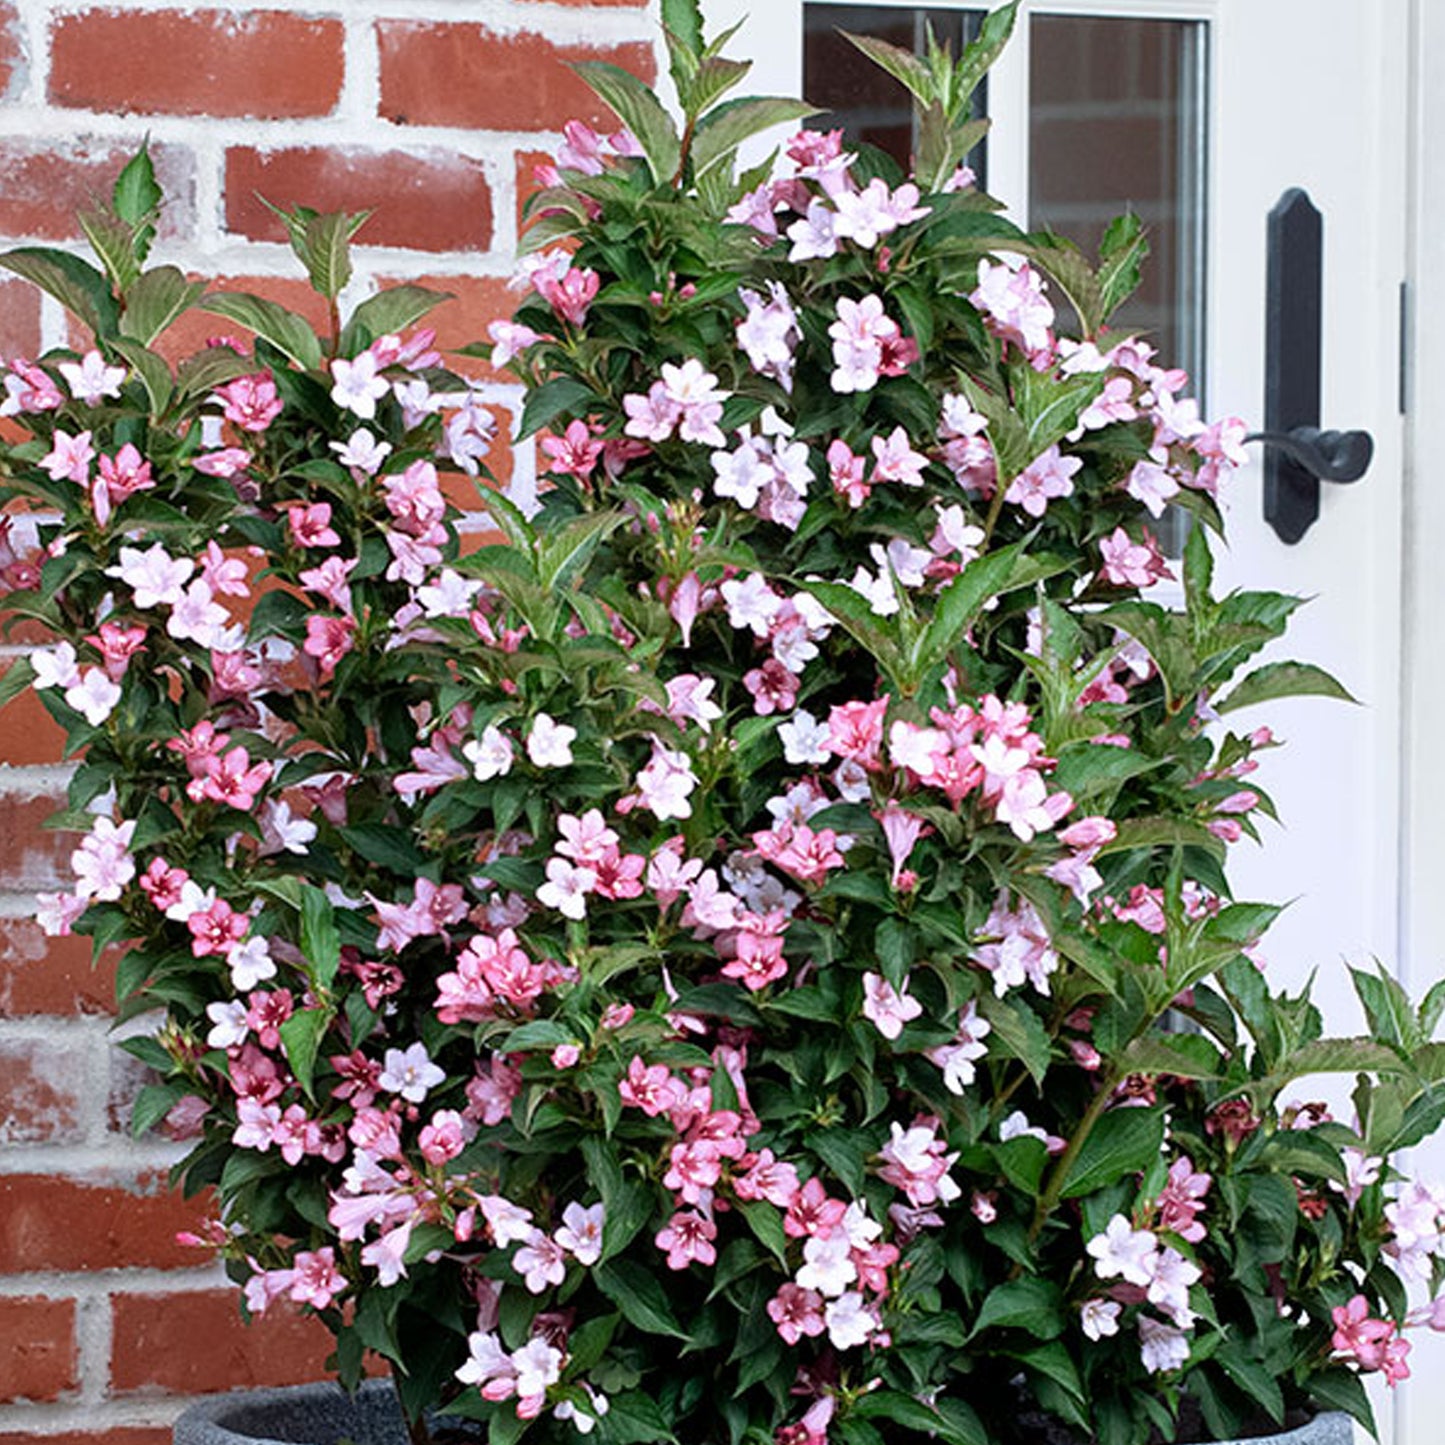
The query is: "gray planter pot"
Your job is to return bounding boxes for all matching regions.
[173,1381,1355,1445]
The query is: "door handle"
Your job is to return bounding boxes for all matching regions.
[1258,187,1374,544]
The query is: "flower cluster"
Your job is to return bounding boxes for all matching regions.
[4,12,1445,1445]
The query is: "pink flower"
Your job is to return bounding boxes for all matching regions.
[860,972,923,1041]
[187,898,250,958]
[655,1209,717,1270]
[1332,1295,1401,1375]
[287,502,341,549]
[512,1230,568,1293]
[767,1283,827,1344]
[215,372,283,432]
[534,261,600,326]
[1157,1156,1211,1242]
[1005,445,1081,517]
[189,746,272,810]
[722,910,790,991]
[41,428,95,484]
[303,613,357,682]
[827,697,889,769]
[540,419,605,480]
[1099,527,1172,589]
[289,1247,345,1309]
[618,1057,684,1116]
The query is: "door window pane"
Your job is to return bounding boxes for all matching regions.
[803,6,987,181]
[1029,15,1208,394]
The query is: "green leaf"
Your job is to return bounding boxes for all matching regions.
[736,1199,788,1264]
[913,546,1070,683]
[690,97,821,179]
[978,993,1052,1086]
[1060,1106,1166,1198]
[1215,1344,1284,1425]
[594,1260,689,1339]
[0,247,120,338]
[661,0,703,55]
[110,338,173,415]
[0,657,36,711]
[299,884,341,991]
[130,1081,186,1139]
[1097,211,1149,323]
[537,511,627,593]
[519,376,595,441]
[301,209,368,300]
[1117,1032,1223,1081]
[113,144,162,226]
[841,31,932,104]
[597,1391,674,1445]
[198,291,323,370]
[78,205,142,293]
[967,1277,1065,1340]
[854,1394,975,1444]
[1216,661,1357,713]
[278,1007,330,1098]
[572,61,682,185]
[337,823,426,875]
[339,284,451,353]
[120,266,206,346]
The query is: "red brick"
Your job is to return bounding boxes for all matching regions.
[516,0,646,6]
[0,792,73,892]
[0,139,194,244]
[0,1295,76,1403]
[378,22,656,133]
[111,1289,334,1394]
[0,662,66,765]
[0,4,18,101]
[0,1172,212,1272]
[0,1432,171,1445]
[0,280,40,358]
[0,1039,86,1144]
[50,9,343,120]
[226,146,493,254]
[0,920,116,1018]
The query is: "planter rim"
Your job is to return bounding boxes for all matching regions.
[173,1380,1356,1445]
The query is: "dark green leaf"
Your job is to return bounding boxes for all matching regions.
[120,266,206,346]
[278,1007,330,1097]
[967,1277,1065,1340]
[519,376,596,441]
[1060,1106,1165,1198]
[0,247,120,338]
[299,884,341,990]
[594,1260,689,1339]
[1217,661,1357,714]
[690,98,820,178]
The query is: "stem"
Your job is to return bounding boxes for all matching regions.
[1027,1067,1122,1243]
[405,1411,434,1445]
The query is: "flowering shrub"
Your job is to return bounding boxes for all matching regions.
[4,4,1445,1445]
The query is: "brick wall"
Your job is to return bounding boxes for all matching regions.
[0,1,659,1437]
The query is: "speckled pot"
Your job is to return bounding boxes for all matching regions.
[172,1382,1355,1445]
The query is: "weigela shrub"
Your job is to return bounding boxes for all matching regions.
[4,5,1445,1444]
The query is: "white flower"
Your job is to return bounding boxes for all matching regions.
[555,1201,605,1266]
[1138,1315,1190,1374]
[1143,1246,1200,1328]
[166,578,230,648]
[456,1330,514,1389]
[634,744,699,821]
[847,564,898,618]
[206,999,250,1049]
[842,1200,883,1249]
[59,350,126,404]
[64,668,121,727]
[1080,1298,1122,1341]
[330,427,393,475]
[796,1231,857,1297]
[779,709,831,766]
[787,200,839,262]
[259,800,317,857]
[166,880,213,923]
[527,713,576,768]
[1086,1215,1159,1288]
[330,353,391,420]
[464,724,515,781]
[720,573,782,637]
[537,858,597,920]
[378,1042,445,1103]
[510,1337,564,1399]
[861,972,923,1040]
[512,1230,568,1293]
[228,935,277,990]
[106,543,193,609]
[478,1195,536,1246]
[30,642,81,691]
[823,1291,876,1349]
[416,569,482,619]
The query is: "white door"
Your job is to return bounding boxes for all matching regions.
[703,0,1422,1429]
